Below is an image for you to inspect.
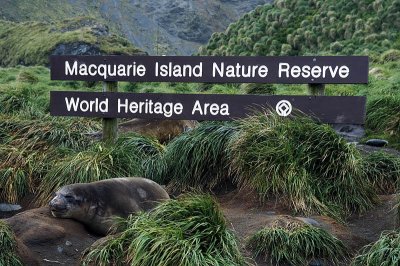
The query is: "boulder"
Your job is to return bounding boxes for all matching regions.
[366,139,389,147]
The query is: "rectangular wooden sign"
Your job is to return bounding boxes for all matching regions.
[50,91,366,124]
[50,56,368,84]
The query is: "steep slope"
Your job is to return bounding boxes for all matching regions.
[201,0,400,56]
[0,17,143,67]
[0,0,271,55]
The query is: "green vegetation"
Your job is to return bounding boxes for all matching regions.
[201,0,400,56]
[36,134,163,205]
[0,221,23,266]
[153,121,238,192]
[352,230,400,266]
[366,97,400,148]
[0,114,99,203]
[82,194,246,266]
[246,218,347,265]
[363,151,400,194]
[0,17,142,67]
[230,112,375,218]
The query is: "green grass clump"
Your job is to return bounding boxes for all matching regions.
[381,49,400,63]
[240,83,276,95]
[0,115,99,150]
[82,194,246,266]
[152,121,239,193]
[352,230,400,266]
[231,112,376,218]
[36,134,163,204]
[0,115,100,203]
[16,70,39,84]
[246,218,347,265]
[363,151,400,194]
[0,221,23,266]
[366,97,400,140]
[0,146,42,203]
[0,83,48,115]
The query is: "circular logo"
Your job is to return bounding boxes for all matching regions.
[275,100,292,117]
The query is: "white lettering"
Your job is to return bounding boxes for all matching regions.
[65,61,78,76]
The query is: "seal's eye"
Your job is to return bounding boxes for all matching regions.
[64,195,75,201]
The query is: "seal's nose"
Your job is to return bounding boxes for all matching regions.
[49,196,67,211]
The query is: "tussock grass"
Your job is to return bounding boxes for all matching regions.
[0,115,99,150]
[351,230,400,266]
[17,70,39,84]
[81,194,246,266]
[366,97,400,137]
[246,218,347,265]
[363,151,400,194]
[230,112,376,218]
[153,121,238,192]
[36,134,163,205]
[0,83,48,115]
[0,221,23,266]
[0,115,100,203]
[0,143,74,203]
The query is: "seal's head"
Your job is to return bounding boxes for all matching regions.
[49,185,85,218]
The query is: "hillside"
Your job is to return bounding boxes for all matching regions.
[0,17,143,67]
[0,0,271,55]
[201,0,400,56]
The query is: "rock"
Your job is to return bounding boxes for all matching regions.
[333,124,365,142]
[309,259,324,266]
[295,217,321,227]
[366,139,389,147]
[4,207,99,265]
[0,203,22,212]
[51,41,101,57]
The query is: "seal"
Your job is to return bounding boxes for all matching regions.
[49,177,169,235]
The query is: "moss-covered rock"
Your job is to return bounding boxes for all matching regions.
[0,17,144,67]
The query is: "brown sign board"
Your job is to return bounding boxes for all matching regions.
[50,91,366,124]
[50,56,368,84]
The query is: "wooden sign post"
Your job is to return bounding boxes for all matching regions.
[308,83,325,96]
[102,81,118,142]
